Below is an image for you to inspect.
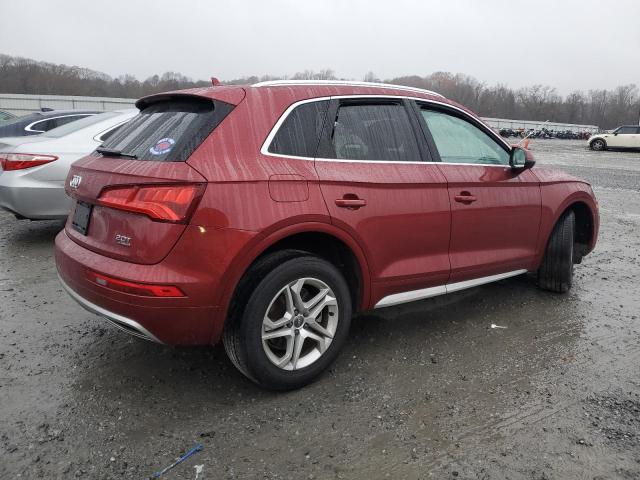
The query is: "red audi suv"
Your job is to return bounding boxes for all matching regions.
[55,81,599,390]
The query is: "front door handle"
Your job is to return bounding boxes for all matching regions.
[454,192,477,204]
[335,196,367,209]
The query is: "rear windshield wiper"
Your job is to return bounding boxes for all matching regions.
[96,147,138,159]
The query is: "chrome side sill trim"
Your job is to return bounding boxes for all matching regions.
[374,269,527,309]
[57,273,163,344]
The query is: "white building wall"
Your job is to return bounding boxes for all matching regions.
[0,94,136,116]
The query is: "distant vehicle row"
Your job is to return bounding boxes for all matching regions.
[499,128,592,140]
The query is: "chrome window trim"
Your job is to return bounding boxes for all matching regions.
[93,118,133,142]
[374,269,527,308]
[260,95,513,165]
[24,113,96,133]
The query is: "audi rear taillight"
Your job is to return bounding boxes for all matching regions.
[86,270,185,297]
[0,153,58,171]
[97,183,205,222]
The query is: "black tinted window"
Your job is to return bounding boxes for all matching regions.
[617,126,637,134]
[100,98,234,162]
[269,100,329,157]
[29,119,55,132]
[329,103,421,161]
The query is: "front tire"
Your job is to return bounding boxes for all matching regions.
[223,253,352,390]
[537,211,575,293]
[590,139,606,151]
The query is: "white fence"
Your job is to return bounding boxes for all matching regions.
[483,117,599,133]
[0,93,137,116]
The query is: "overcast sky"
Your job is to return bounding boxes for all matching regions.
[2,0,638,94]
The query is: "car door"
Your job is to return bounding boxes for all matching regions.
[415,102,541,283]
[608,126,636,147]
[315,98,451,305]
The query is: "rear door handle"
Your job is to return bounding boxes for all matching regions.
[335,197,367,209]
[454,192,477,204]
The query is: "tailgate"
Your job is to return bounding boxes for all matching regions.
[65,156,206,265]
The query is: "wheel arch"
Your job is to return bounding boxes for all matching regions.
[536,194,598,269]
[590,137,607,149]
[212,222,371,343]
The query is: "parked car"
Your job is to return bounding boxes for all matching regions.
[0,109,138,219]
[0,110,16,124]
[588,125,640,151]
[0,109,101,138]
[55,81,599,390]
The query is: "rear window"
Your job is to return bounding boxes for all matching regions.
[99,97,234,162]
[43,112,115,138]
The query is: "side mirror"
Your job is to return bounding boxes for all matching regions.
[510,146,535,170]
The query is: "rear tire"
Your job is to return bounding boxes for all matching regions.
[590,139,606,151]
[223,251,352,390]
[537,211,575,293]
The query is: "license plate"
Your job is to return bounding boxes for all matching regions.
[71,201,92,235]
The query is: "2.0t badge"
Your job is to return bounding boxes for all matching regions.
[115,234,131,247]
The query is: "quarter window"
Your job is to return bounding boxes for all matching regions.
[329,103,421,162]
[268,100,329,157]
[421,109,509,165]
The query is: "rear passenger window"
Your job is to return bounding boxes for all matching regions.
[268,100,329,157]
[329,103,421,161]
[99,97,234,162]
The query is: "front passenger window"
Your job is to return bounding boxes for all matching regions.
[421,109,509,165]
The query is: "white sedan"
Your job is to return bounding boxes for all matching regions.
[589,125,640,151]
[0,109,138,220]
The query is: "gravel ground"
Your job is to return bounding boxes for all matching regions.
[1,139,639,479]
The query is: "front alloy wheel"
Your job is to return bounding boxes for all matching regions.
[590,139,605,151]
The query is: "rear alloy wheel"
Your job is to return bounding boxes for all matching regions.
[590,139,606,151]
[224,254,352,390]
[261,277,339,370]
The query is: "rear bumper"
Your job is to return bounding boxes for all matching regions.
[55,229,222,345]
[58,273,163,343]
[0,180,70,220]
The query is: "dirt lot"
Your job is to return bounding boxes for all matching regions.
[1,139,639,479]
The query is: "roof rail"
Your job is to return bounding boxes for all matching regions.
[251,80,445,99]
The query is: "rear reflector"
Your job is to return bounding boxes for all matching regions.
[97,183,204,222]
[86,270,185,297]
[0,153,58,171]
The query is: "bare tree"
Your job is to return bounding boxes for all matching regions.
[0,54,638,128]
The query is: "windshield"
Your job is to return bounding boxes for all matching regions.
[42,112,117,138]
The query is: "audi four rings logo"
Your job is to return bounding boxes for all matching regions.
[69,175,82,189]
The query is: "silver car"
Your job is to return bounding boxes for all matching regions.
[0,109,138,220]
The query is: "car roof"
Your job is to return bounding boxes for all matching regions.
[135,80,478,118]
[29,109,103,118]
